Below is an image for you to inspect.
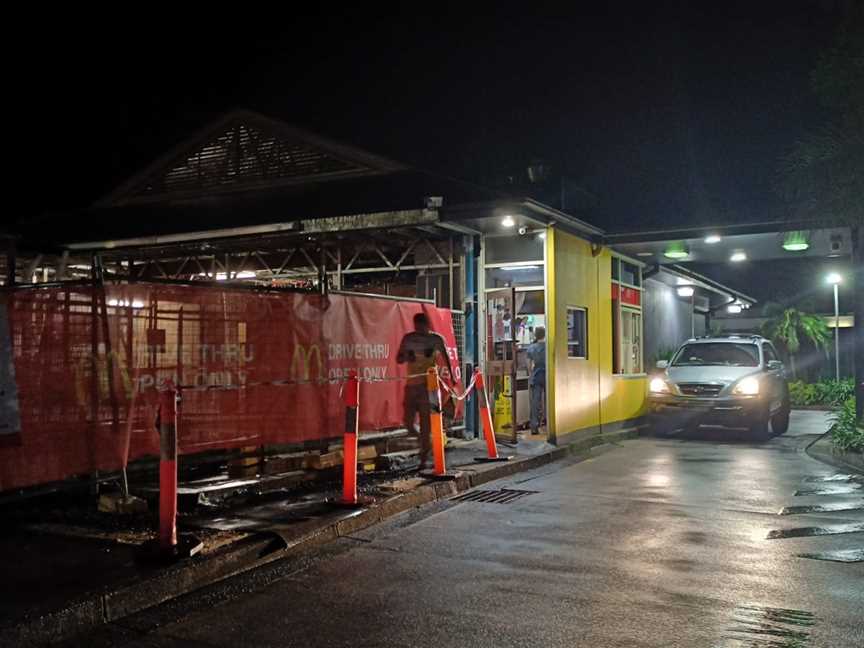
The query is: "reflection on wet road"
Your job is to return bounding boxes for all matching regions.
[78,411,864,647]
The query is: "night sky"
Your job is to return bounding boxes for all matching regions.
[14,2,854,244]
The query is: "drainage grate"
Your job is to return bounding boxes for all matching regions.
[451,488,537,504]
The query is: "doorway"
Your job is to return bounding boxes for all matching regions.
[480,230,549,444]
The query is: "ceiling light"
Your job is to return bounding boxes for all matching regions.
[537,231,546,240]
[782,231,810,252]
[677,286,694,298]
[704,235,722,244]
[730,251,747,262]
[501,215,515,228]
[636,251,653,257]
[826,272,843,285]
[664,242,689,259]
[107,298,145,309]
[727,304,743,314]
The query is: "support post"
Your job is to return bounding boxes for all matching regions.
[834,282,841,381]
[159,385,178,550]
[463,235,478,440]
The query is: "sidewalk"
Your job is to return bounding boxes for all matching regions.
[0,430,634,647]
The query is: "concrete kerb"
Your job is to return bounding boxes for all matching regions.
[805,434,864,476]
[0,427,638,647]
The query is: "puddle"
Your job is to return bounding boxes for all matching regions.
[718,604,817,647]
[802,474,859,483]
[794,484,862,496]
[678,457,733,463]
[766,522,864,539]
[779,502,864,515]
[797,548,864,563]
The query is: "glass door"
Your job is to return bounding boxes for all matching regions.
[485,287,517,443]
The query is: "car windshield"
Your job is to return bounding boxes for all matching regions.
[672,342,760,367]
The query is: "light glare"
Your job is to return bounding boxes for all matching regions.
[734,377,760,395]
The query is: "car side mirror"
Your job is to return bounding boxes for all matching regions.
[767,360,783,371]
[656,360,669,369]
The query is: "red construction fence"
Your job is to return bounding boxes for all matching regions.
[0,283,462,492]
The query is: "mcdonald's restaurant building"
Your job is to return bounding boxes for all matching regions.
[9,109,753,451]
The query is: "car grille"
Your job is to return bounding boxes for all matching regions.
[676,383,724,397]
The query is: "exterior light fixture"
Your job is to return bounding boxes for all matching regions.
[782,231,810,252]
[730,251,747,262]
[677,286,695,298]
[826,272,842,285]
[664,242,689,259]
[727,303,743,314]
[501,215,515,228]
[704,235,722,244]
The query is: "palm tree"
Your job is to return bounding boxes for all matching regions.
[761,305,830,379]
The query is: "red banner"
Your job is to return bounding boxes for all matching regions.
[0,284,462,491]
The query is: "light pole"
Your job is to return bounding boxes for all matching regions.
[826,273,842,381]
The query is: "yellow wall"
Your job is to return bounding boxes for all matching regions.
[546,229,647,442]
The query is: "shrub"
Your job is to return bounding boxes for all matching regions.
[829,398,864,454]
[789,378,854,407]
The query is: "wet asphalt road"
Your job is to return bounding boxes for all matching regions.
[77,412,863,647]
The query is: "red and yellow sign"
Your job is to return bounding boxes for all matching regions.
[0,285,461,491]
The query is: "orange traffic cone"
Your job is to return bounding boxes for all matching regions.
[473,368,512,462]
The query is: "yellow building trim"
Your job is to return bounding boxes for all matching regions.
[549,231,647,442]
[545,226,557,443]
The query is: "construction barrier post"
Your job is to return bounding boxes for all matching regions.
[341,370,360,505]
[474,368,512,462]
[158,384,179,551]
[426,367,450,477]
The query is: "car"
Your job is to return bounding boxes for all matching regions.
[648,335,790,440]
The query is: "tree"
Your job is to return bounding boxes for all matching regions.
[761,305,831,379]
[775,7,864,225]
[775,6,864,416]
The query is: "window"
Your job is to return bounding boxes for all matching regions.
[611,256,643,375]
[672,343,760,367]
[620,261,640,287]
[620,308,642,374]
[763,344,778,365]
[567,307,588,359]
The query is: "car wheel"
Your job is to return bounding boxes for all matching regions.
[771,400,791,436]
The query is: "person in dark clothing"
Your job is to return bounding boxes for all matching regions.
[397,313,452,470]
[526,326,546,435]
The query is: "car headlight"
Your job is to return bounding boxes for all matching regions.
[733,377,760,395]
[650,377,670,394]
